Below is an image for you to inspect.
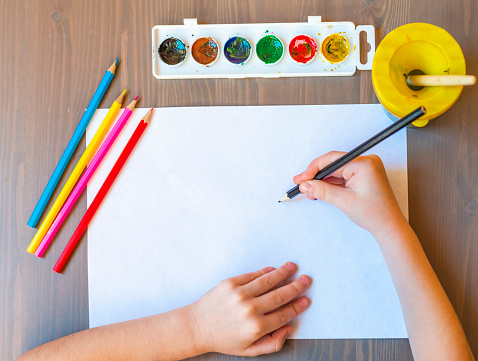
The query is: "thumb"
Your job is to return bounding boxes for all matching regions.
[244,326,292,356]
[299,179,346,208]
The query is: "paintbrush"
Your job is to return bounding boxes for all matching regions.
[405,69,476,91]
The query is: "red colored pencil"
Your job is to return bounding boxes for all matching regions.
[53,108,154,273]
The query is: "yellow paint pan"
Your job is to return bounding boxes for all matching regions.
[372,23,466,127]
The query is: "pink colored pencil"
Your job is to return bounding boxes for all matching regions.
[34,97,138,257]
[53,108,154,273]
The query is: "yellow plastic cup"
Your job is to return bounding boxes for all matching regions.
[372,23,466,127]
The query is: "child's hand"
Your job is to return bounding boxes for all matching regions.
[189,262,311,356]
[293,151,407,238]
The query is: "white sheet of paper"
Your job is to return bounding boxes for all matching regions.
[87,104,408,339]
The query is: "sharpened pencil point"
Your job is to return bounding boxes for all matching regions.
[108,60,118,73]
[134,96,139,101]
[279,194,290,203]
[126,98,139,111]
[115,89,126,104]
[115,59,119,65]
[142,108,154,124]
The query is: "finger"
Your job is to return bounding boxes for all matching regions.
[243,325,292,357]
[262,297,311,335]
[243,262,297,297]
[230,266,276,286]
[293,151,347,185]
[299,179,350,209]
[341,155,384,184]
[257,275,311,313]
[367,154,388,178]
[323,176,346,187]
[367,153,384,167]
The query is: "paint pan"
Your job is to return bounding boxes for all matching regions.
[152,17,375,79]
[158,37,187,66]
[224,36,252,65]
[289,35,317,64]
[192,37,219,66]
[321,33,350,64]
[256,35,284,65]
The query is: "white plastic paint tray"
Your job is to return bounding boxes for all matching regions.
[152,17,375,79]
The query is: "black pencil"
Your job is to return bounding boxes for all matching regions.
[278,106,427,202]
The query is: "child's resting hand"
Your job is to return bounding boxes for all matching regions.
[293,152,407,238]
[189,262,311,357]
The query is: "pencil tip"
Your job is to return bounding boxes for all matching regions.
[126,97,138,110]
[115,89,126,103]
[134,96,139,101]
[109,60,118,73]
[143,108,154,124]
[150,107,154,112]
[278,194,289,203]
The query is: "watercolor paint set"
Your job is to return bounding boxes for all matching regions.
[152,17,375,79]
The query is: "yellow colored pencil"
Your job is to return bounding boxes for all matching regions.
[27,90,126,254]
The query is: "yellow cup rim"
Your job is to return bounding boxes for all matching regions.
[372,23,466,120]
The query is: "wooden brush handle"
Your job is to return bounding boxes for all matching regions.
[408,75,476,86]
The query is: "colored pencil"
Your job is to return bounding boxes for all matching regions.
[278,106,427,202]
[27,90,126,254]
[34,97,139,257]
[53,108,154,273]
[27,60,118,228]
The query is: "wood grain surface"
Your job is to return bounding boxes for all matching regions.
[1,0,477,360]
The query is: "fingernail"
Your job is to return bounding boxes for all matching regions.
[265,267,275,272]
[285,262,296,272]
[299,275,310,287]
[300,181,311,195]
[300,298,310,307]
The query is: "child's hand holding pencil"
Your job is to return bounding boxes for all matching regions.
[293,152,407,239]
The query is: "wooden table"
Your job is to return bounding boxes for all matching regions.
[1,0,477,360]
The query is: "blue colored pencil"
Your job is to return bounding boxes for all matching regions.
[27,59,118,228]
